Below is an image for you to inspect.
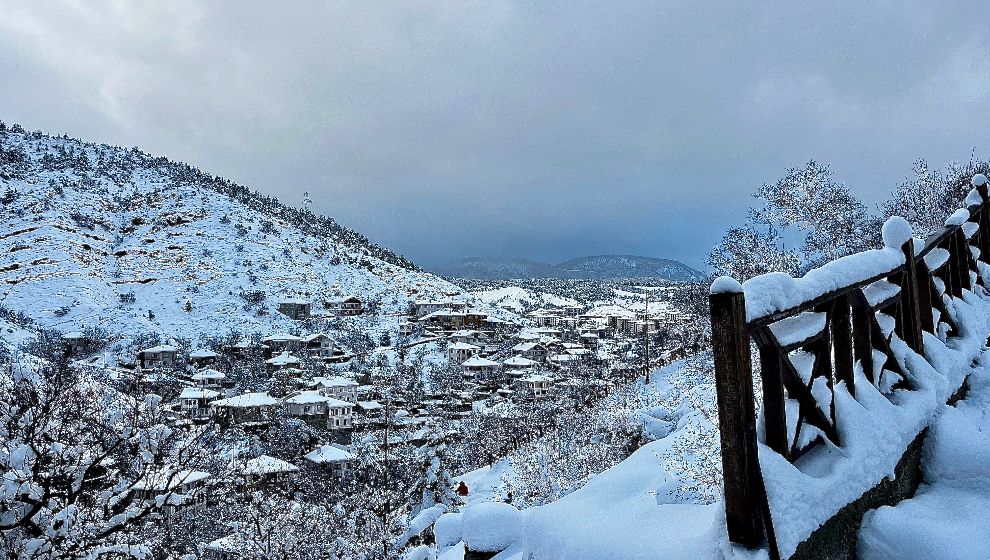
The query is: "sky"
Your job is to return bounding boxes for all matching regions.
[2,2,990,269]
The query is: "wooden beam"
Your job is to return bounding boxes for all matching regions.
[710,289,764,548]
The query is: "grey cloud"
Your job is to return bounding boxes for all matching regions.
[2,1,989,268]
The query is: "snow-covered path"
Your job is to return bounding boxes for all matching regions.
[859,352,990,559]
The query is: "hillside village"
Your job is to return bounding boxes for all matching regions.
[0,122,705,559]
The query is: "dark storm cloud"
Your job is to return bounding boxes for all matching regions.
[2,1,990,268]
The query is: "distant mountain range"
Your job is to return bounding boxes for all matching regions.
[433,254,705,281]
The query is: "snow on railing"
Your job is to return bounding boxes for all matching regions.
[709,174,990,556]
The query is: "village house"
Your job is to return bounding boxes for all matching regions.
[188,348,219,368]
[210,392,281,425]
[191,369,229,391]
[549,353,581,369]
[309,375,359,402]
[132,469,211,514]
[447,342,480,363]
[518,374,553,399]
[284,391,355,430]
[177,387,220,419]
[325,295,363,316]
[265,351,301,375]
[303,444,356,476]
[580,332,600,348]
[503,355,537,370]
[277,298,311,320]
[413,300,467,317]
[450,329,483,345]
[301,333,335,357]
[561,304,585,317]
[225,339,268,359]
[139,344,179,369]
[461,356,500,380]
[399,320,416,337]
[241,455,299,491]
[511,341,548,362]
[63,331,89,356]
[261,333,302,355]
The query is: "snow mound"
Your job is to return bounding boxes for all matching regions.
[710,276,743,294]
[972,173,988,188]
[461,502,522,553]
[434,512,463,548]
[881,216,913,250]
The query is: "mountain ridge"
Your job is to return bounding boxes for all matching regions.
[433,254,704,281]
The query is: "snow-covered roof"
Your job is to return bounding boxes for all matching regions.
[503,356,537,367]
[449,342,480,351]
[261,333,303,343]
[265,352,301,365]
[357,400,383,411]
[284,390,332,404]
[191,369,226,381]
[304,444,355,464]
[140,344,178,354]
[211,392,280,408]
[451,329,479,337]
[243,455,299,476]
[178,387,220,400]
[549,353,579,363]
[512,342,543,352]
[523,374,553,383]
[189,348,218,358]
[301,332,330,342]
[462,356,499,367]
[310,375,358,388]
[279,298,310,305]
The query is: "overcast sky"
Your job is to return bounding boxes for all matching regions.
[2,2,990,268]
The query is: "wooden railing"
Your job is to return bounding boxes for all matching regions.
[709,175,990,551]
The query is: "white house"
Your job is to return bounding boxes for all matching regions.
[519,374,553,399]
[177,387,220,419]
[303,444,355,476]
[447,342,480,363]
[461,356,500,380]
[502,356,537,370]
[191,369,227,390]
[265,351,301,374]
[309,376,359,403]
[399,321,416,337]
[284,391,354,429]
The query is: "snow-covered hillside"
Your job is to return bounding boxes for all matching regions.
[0,123,479,340]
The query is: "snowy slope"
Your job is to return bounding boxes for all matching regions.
[0,123,479,340]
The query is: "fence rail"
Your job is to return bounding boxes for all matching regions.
[710,174,990,553]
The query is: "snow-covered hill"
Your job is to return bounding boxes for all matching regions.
[433,254,704,281]
[556,255,704,281]
[0,122,479,340]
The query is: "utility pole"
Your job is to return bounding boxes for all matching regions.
[644,289,651,385]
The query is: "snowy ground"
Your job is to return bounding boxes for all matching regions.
[859,350,990,559]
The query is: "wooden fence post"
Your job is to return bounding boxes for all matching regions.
[710,281,763,547]
[900,240,925,355]
[975,175,990,263]
[830,297,855,398]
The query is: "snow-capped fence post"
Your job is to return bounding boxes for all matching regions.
[709,277,764,548]
[898,240,925,355]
